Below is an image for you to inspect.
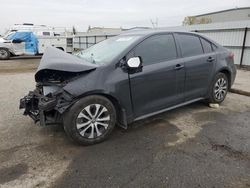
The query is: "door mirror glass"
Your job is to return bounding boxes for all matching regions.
[127,57,141,68]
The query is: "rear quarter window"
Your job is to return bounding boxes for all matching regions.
[200,37,213,53]
[178,34,203,57]
[212,43,218,51]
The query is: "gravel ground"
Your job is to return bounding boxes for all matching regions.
[0,72,249,188]
[231,69,250,95]
[0,57,40,73]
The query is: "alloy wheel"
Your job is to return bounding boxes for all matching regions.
[214,77,227,100]
[76,104,111,139]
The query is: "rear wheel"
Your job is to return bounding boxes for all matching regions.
[63,95,116,145]
[0,48,10,60]
[207,72,229,104]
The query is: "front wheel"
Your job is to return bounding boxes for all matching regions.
[63,95,116,145]
[0,48,10,60]
[207,72,229,104]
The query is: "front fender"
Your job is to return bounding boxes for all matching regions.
[63,67,133,126]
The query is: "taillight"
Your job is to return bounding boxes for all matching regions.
[229,52,234,60]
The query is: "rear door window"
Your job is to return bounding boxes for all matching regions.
[134,34,177,65]
[178,34,203,57]
[200,38,213,53]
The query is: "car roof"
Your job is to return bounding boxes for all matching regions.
[119,29,221,47]
[120,29,195,36]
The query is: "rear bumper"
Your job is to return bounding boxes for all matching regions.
[19,88,73,126]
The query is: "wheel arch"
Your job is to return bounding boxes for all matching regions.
[74,91,128,129]
[217,68,232,88]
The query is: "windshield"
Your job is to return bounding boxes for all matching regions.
[3,31,16,40]
[75,35,140,65]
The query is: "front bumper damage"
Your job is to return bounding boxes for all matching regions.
[19,86,73,126]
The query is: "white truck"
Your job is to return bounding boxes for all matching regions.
[0,23,73,60]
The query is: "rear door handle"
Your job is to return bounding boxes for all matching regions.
[207,57,215,62]
[174,64,184,70]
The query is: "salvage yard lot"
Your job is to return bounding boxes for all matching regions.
[0,60,250,188]
[0,56,40,73]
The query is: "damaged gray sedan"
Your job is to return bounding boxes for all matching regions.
[20,30,236,145]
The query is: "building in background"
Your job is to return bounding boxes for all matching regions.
[87,26,123,34]
[183,7,250,25]
[86,26,151,34]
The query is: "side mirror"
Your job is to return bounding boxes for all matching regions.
[127,57,142,68]
[12,39,23,43]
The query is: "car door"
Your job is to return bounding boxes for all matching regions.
[12,40,25,55]
[128,34,185,118]
[176,33,216,101]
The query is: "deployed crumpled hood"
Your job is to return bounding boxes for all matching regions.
[35,47,98,82]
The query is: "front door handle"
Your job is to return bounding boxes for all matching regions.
[207,57,215,62]
[174,64,184,70]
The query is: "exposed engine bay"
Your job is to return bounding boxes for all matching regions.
[19,47,97,126]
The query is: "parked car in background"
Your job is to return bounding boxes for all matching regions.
[0,23,73,60]
[20,30,236,145]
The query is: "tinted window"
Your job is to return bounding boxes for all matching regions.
[200,38,212,53]
[134,34,177,65]
[178,34,203,57]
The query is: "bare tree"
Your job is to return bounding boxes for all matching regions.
[150,18,158,28]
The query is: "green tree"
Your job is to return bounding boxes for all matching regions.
[182,16,197,25]
[183,16,212,25]
[199,17,212,24]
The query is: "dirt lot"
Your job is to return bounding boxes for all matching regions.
[0,56,40,73]
[0,60,250,188]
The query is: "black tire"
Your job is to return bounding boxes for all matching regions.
[0,48,10,60]
[63,95,116,145]
[207,72,229,104]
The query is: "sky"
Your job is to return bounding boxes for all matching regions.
[0,0,249,34]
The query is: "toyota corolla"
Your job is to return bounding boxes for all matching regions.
[20,30,236,145]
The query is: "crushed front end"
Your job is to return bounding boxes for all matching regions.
[19,47,97,126]
[19,84,74,126]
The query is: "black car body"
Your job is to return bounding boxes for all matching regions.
[20,30,236,145]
